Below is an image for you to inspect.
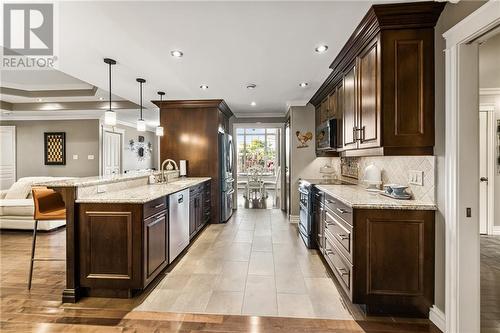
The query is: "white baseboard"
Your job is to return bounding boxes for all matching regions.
[429,305,445,332]
[491,226,500,235]
[289,215,300,223]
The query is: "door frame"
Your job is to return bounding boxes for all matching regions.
[231,122,284,209]
[479,103,496,236]
[100,125,125,176]
[443,2,500,332]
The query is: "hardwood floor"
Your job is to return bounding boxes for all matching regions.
[0,215,441,333]
[481,235,500,333]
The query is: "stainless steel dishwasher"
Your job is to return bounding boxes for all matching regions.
[169,189,190,263]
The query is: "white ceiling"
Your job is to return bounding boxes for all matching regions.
[1,70,93,90]
[55,1,398,117]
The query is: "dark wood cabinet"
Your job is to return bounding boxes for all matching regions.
[311,1,444,156]
[143,211,168,286]
[315,190,435,317]
[342,64,358,151]
[77,181,212,298]
[189,180,211,239]
[357,38,381,149]
[154,100,233,223]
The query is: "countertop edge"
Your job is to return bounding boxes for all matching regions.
[75,177,211,204]
[314,184,437,211]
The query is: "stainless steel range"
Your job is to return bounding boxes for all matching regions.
[298,178,354,248]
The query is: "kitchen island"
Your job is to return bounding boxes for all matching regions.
[38,173,211,302]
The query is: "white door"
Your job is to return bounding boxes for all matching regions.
[103,131,122,175]
[479,111,489,234]
[0,126,16,190]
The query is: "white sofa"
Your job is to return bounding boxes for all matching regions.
[0,177,68,231]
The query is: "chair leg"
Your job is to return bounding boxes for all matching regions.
[28,220,38,290]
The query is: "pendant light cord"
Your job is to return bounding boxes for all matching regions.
[108,63,112,111]
[139,81,143,120]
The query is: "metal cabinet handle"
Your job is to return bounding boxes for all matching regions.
[325,249,334,255]
[154,203,164,209]
[336,208,348,214]
[480,177,488,182]
[338,268,349,276]
[325,221,335,227]
[338,234,349,240]
[326,199,335,204]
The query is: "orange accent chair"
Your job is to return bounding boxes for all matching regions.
[28,187,66,290]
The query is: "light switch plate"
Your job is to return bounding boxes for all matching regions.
[87,155,95,160]
[409,170,424,186]
[72,154,78,160]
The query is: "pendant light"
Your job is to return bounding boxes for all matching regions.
[136,78,146,132]
[103,58,117,125]
[155,91,165,136]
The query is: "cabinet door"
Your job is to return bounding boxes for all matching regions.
[343,65,358,150]
[357,39,381,149]
[189,196,197,238]
[320,98,329,123]
[336,83,344,149]
[195,194,203,231]
[328,89,337,120]
[144,212,168,284]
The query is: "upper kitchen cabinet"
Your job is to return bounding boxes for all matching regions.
[310,1,445,156]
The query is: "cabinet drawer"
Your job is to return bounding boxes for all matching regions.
[324,210,352,261]
[324,236,352,296]
[324,195,352,226]
[144,197,167,219]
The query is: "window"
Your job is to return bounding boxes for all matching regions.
[236,127,279,176]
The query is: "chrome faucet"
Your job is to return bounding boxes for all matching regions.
[161,159,179,183]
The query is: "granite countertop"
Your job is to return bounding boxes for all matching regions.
[75,177,211,204]
[315,184,436,210]
[34,171,175,188]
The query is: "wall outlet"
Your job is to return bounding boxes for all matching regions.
[409,170,424,186]
[88,154,95,160]
[97,185,107,193]
[72,154,79,160]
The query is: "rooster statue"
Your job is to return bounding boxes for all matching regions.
[296,131,313,148]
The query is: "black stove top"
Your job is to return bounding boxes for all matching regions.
[299,178,355,186]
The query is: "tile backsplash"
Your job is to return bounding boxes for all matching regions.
[333,156,435,203]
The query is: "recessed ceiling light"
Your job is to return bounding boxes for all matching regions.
[246,84,256,89]
[171,50,183,58]
[200,85,208,90]
[36,98,43,102]
[99,97,104,100]
[251,101,257,106]
[315,44,328,53]
[299,82,309,88]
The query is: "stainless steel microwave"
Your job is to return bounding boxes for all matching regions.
[316,119,338,150]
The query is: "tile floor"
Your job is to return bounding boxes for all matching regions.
[136,208,352,320]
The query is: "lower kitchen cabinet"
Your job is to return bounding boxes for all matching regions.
[314,190,435,317]
[77,181,212,298]
[189,180,211,239]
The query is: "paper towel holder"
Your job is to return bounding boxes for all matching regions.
[179,160,187,177]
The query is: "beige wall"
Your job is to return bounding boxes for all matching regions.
[289,104,333,216]
[0,120,100,178]
[113,123,158,172]
[433,0,487,312]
